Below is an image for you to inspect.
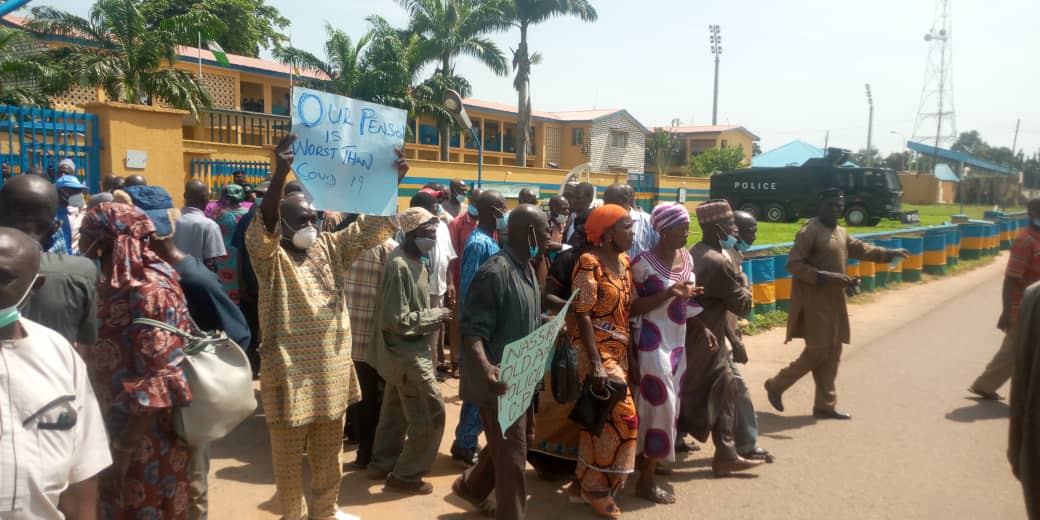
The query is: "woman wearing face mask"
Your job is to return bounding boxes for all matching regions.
[78,202,194,519]
[569,203,638,518]
[366,208,451,494]
[212,184,250,303]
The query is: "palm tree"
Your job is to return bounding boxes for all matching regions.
[28,0,212,118]
[0,26,68,107]
[646,127,683,176]
[273,23,374,99]
[504,0,597,166]
[397,0,510,160]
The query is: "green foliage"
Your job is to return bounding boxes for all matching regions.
[645,128,683,175]
[397,0,510,76]
[0,26,68,107]
[883,151,912,171]
[682,145,746,177]
[29,0,212,118]
[138,0,289,57]
[741,310,787,335]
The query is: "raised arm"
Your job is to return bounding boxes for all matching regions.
[261,134,297,233]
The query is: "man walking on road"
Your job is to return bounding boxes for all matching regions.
[246,134,407,520]
[765,189,908,419]
[452,204,548,520]
[970,198,1040,401]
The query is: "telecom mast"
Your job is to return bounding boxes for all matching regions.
[912,0,958,150]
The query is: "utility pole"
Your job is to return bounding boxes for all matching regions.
[1011,118,1021,183]
[865,84,874,167]
[709,25,722,126]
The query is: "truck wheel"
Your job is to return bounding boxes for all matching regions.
[737,203,760,219]
[763,203,787,223]
[845,206,869,227]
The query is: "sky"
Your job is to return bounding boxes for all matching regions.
[19,0,1040,158]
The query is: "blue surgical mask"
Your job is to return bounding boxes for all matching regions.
[735,239,751,253]
[0,274,38,329]
[456,194,466,203]
[529,245,540,258]
[720,234,738,250]
[468,205,479,217]
[496,212,509,230]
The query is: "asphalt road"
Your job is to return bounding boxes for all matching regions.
[207,255,1028,519]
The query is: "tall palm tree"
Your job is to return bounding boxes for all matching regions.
[504,0,597,166]
[646,127,683,176]
[28,0,212,118]
[273,23,373,99]
[397,0,510,160]
[0,26,68,107]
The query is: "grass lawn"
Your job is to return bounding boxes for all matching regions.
[693,203,1024,249]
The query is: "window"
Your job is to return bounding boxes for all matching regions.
[571,128,585,146]
[609,130,628,149]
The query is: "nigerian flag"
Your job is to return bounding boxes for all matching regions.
[207,39,230,66]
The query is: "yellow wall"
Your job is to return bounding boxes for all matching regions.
[899,173,941,204]
[659,175,711,214]
[85,102,188,206]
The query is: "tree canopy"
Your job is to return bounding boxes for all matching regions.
[683,145,747,177]
[139,0,289,57]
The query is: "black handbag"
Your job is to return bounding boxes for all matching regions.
[568,376,628,436]
[550,335,581,404]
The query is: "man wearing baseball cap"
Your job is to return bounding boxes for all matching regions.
[54,160,88,255]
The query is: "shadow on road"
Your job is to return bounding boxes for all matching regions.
[945,400,1010,423]
[756,412,818,437]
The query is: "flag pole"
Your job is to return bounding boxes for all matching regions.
[198,31,203,78]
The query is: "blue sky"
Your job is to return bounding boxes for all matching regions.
[19,0,1040,157]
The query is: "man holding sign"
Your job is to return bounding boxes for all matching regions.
[246,133,408,520]
[452,204,549,520]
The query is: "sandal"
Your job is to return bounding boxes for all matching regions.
[635,484,676,505]
[582,491,622,518]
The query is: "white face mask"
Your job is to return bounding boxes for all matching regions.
[553,214,568,224]
[282,219,318,249]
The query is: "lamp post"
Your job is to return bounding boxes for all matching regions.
[443,89,482,188]
[865,84,874,167]
[709,25,722,126]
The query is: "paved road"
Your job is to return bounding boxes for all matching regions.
[207,255,1028,519]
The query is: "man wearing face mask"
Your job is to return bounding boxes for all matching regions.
[366,208,451,494]
[685,199,764,476]
[443,179,469,218]
[0,226,111,520]
[765,189,908,420]
[0,174,98,347]
[548,195,570,247]
[450,190,508,466]
[54,160,88,255]
[246,134,408,520]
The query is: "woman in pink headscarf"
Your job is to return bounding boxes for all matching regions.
[628,203,712,504]
[79,202,193,519]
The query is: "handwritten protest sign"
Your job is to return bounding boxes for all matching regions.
[497,291,578,435]
[290,87,406,215]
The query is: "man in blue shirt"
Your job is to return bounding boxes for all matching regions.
[451,190,508,466]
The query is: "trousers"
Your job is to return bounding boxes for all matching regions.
[973,332,1014,393]
[188,443,210,520]
[454,402,483,449]
[370,363,446,480]
[729,356,760,453]
[768,332,843,411]
[268,417,344,520]
[352,360,384,466]
[460,407,530,520]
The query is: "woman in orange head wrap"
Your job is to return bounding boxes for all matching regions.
[567,203,638,517]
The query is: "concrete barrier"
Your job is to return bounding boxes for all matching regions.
[923,231,947,276]
[773,254,791,311]
[958,223,986,260]
[900,236,924,282]
[751,258,776,315]
[742,258,755,320]
[945,228,960,267]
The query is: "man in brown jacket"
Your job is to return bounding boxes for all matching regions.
[1009,280,1040,519]
[764,189,907,419]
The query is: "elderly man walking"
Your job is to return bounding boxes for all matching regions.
[765,189,907,419]
[246,134,408,520]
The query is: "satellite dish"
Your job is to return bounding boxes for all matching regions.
[560,162,591,193]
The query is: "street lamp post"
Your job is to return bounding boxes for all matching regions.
[865,84,874,167]
[443,89,482,188]
[709,25,722,126]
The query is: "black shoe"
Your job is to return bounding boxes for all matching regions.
[384,473,434,495]
[812,408,852,420]
[451,444,479,467]
[764,380,784,412]
[739,447,775,464]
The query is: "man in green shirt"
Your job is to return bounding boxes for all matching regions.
[367,207,451,494]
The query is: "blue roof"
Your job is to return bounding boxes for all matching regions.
[751,140,858,168]
[907,140,1015,175]
[933,163,960,183]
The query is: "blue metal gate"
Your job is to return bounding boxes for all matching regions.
[190,159,270,197]
[627,172,658,212]
[0,105,101,191]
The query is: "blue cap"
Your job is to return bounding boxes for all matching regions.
[123,185,179,239]
[55,174,88,191]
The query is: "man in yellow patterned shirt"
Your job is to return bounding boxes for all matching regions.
[247,134,408,520]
